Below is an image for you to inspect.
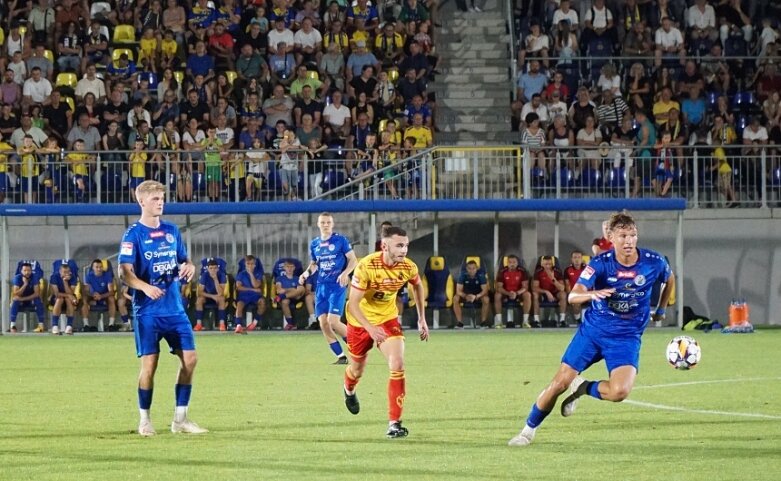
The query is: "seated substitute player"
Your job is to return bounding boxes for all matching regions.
[343,226,429,438]
[564,250,587,325]
[81,259,122,332]
[234,255,266,334]
[452,260,490,329]
[532,256,568,328]
[194,259,228,332]
[299,212,359,364]
[275,260,307,331]
[9,262,46,333]
[592,220,613,255]
[493,255,532,328]
[118,180,205,437]
[509,212,674,447]
[49,263,79,335]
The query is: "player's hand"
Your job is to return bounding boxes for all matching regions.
[337,272,350,287]
[92,293,101,301]
[367,324,387,343]
[508,291,517,300]
[298,273,308,286]
[652,311,666,325]
[590,288,615,300]
[143,285,165,300]
[545,292,555,302]
[179,262,195,282]
[418,318,429,342]
[466,294,476,303]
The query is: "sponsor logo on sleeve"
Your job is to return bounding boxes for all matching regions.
[120,242,133,256]
[580,266,595,280]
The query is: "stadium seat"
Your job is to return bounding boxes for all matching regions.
[112,48,135,63]
[12,259,46,332]
[113,24,137,44]
[174,70,185,86]
[56,72,78,89]
[387,66,399,84]
[225,70,238,85]
[306,70,319,81]
[43,49,55,63]
[420,256,454,309]
[138,71,158,89]
[237,257,264,278]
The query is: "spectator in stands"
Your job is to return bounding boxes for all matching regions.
[347,40,381,82]
[105,55,138,96]
[687,0,718,44]
[404,112,433,149]
[278,128,301,200]
[128,139,149,202]
[81,259,120,332]
[11,112,47,147]
[553,20,578,68]
[180,88,210,129]
[611,114,638,192]
[320,42,346,92]
[634,108,657,186]
[404,94,432,127]
[682,85,706,129]
[22,66,52,110]
[595,88,629,133]
[522,112,547,176]
[397,68,427,109]
[268,18,295,56]
[8,51,28,87]
[543,71,570,103]
[717,0,753,44]
[56,22,82,76]
[295,87,323,127]
[9,262,46,333]
[28,44,54,82]
[399,0,430,25]
[186,41,215,85]
[677,60,703,97]
[516,59,548,104]
[376,22,404,67]
[560,250,586,326]
[236,43,265,90]
[67,113,101,151]
[551,0,579,33]
[42,90,72,142]
[208,20,235,71]
[235,255,266,333]
[323,90,352,138]
[494,255,532,328]
[81,21,110,75]
[452,260,490,329]
[263,84,295,127]
[568,86,596,131]
[75,65,107,104]
[756,63,781,103]
[652,86,680,128]
[576,115,603,170]
[712,94,735,126]
[55,0,87,40]
[518,19,550,68]
[50,262,79,335]
[201,126,224,202]
[626,62,653,111]
[28,0,56,50]
[653,130,675,197]
[399,40,429,81]
[194,259,228,331]
[596,63,621,96]
[290,66,324,100]
[654,16,686,67]
[532,255,567,328]
[294,17,324,66]
[708,115,738,207]
[276,260,307,330]
[581,0,617,54]
[521,93,550,130]
[0,71,22,110]
[623,20,653,60]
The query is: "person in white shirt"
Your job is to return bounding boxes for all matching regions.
[654,17,685,67]
[293,17,323,66]
[581,0,616,53]
[22,67,52,108]
[75,64,107,102]
[551,0,579,33]
[268,18,295,55]
[520,93,550,128]
[687,0,717,43]
[322,90,352,137]
[518,19,550,68]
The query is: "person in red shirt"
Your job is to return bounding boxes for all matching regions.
[208,21,235,70]
[563,250,587,324]
[592,220,614,255]
[532,256,567,327]
[493,255,532,328]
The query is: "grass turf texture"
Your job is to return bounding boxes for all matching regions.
[1,329,780,481]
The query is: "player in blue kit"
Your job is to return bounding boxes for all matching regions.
[276,261,307,330]
[234,254,266,334]
[118,180,206,437]
[9,262,45,333]
[194,259,227,331]
[299,212,359,364]
[509,212,675,446]
[81,259,125,332]
[49,263,79,335]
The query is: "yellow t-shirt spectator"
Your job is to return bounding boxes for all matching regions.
[18,146,38,177]
[138,37,158,64]
[129,152,147,178]
[404,126,433,148]
[161,38,178,58]
[374,32,403,51]
[67,152,91,176]
[323,31,349,52]
[652,100,680,126]
[350,30,370,47]
[0,141,13,173]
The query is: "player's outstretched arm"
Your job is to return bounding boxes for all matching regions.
[653,272,676,324]
[299,261,318,285]
[410,277,428,341]
[567,283,615,305]
[120,263,164,300]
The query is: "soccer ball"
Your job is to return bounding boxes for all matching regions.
[666,336,702,370]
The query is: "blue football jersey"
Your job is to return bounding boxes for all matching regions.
[85,271,113,295]
[276,274,299,291]
[576,248,671,337]
[457,272,487,295]
[13,274,37,297]
[49,272,78,293]
[198,271,226,295]
[118,220,188,317]
[309,233,353,284]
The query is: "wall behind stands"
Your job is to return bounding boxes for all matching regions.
[4,209,779,325]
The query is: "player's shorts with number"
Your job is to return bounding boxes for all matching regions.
[347,318,403,360]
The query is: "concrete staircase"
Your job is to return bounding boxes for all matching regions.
[433,1,516,145]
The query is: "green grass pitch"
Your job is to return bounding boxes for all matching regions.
[1,328,780,481]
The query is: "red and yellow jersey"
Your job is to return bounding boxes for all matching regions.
[347,252,420,327]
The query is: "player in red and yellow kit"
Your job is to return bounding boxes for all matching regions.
[563,250,587,324]
[344,226,429,438]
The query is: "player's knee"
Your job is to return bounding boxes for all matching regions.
[480,296,489,306]
[350,362,366,378]
[608,384,632,402]
[388,357,404,372]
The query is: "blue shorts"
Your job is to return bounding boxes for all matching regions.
[129,177,144,190]
[315,283,347,317]
[134,313,196,357]
[237,294,263,306]
[0,172,6,192]
[21,176,38,193]
[561,324,641,374]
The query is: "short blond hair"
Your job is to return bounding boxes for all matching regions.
[136,180,165,199]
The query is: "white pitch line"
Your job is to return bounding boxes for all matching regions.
[623,399,781,420]
[633,377,781,390]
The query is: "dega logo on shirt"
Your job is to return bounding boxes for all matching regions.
[152,259,178,274]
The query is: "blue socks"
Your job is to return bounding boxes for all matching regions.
[138,388,153,410]
[121,314,129,323]
[175,384,192,407]
[526,403,550,428]
[66,316,74,326]
[217,309,226,322]
[586,381,603,400]
[195,310,204,322]
[285,316,294,325]
[329,341,344,357]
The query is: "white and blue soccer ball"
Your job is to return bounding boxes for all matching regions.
[666,336,702,370]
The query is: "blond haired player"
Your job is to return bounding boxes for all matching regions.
[343,226,429,438]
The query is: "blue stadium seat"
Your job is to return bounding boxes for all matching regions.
[580,167,603,190]
[420,256,454,309]
[15,259,44,283]
[237,257,264,278]
[607,166,626,190]
[271,257,304,280]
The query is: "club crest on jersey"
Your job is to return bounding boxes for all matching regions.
[120,242,133,256]
[150,231,164,238]
[328,244,335,251]
[634,274,646,286]
[580,266,595,280]
[165,233,175,243]
[617,271,636,279]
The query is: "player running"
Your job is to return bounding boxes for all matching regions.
[509,212,674,446]
[299,212,358,364]
[343,226,429,438]
[119,180,207,437]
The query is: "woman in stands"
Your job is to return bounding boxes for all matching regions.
[553,21,578,70]
[522,113,548,180]
[712,95,735,126]
[548,114,575,179]
[653,67,676,102]
[576,115,603,171]
[627,62,652,111]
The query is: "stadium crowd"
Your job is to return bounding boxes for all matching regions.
[0,0,437,203]
[9,231,623,334]
[512,0,781,203]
